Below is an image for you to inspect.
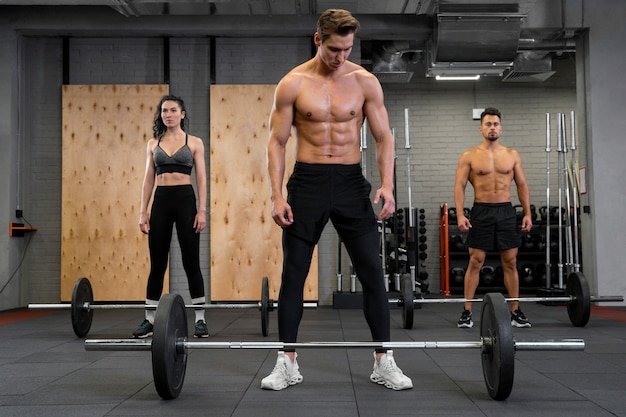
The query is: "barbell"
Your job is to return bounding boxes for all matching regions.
[393,272,623,330]
[28,276,316,338]
[84,291,584,401]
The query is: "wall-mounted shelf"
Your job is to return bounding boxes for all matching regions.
[9,222,38,237]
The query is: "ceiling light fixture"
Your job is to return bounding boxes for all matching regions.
[435,75,481,81]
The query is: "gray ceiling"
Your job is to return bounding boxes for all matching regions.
[0,0,546,17]
[1,0,580,83]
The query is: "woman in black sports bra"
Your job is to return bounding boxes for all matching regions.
[134,95,209,339]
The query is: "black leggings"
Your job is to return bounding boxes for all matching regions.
[278,230,390,352]
[146,185,205,301]
[277,163,390,352]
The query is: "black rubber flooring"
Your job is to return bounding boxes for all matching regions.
[1,299,626,416]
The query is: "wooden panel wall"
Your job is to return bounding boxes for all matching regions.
[61,85,169,301]
[210,85,318,301]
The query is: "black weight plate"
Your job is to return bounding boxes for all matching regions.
[152,294,188,400]
[401,273,414,329]
[566,272,591,327]
[71,277,94,338]
[480,292,515,401]
[261,276,270,337]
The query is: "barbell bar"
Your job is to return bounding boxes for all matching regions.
[25,301,319,310]
[28,276,316,338]
[393,272,624,329]
[84,291,584,401]
[391,296,624,305]
[85,339,585,352]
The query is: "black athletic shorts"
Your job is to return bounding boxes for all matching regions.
[467,202,520,251]
[284,162,377,244]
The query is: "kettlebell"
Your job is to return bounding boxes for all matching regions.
[550,206,565,223]
[480,265,496,287]
[522,234,535,251]
[448,207,457,224]
[537,235,547,252]
[519,264,535,287]
[530,233,542,251]
[450,235,466,252]
[450,267,465,286]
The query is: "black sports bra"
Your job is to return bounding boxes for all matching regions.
[153,133,193,175]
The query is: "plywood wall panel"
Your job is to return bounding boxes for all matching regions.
[210,85,318,301]
[61,84,169,301]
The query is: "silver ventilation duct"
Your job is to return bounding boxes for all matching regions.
[371,41,422,84]
[426,2,525,78]
[503,38,576,82]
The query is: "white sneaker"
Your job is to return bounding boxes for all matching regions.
[370,350,413,390]
[261,352,303,390]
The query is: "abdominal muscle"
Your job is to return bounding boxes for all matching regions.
[294,119,363,165]
[156,172,192,186]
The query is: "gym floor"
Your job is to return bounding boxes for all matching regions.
[1,299,626,417]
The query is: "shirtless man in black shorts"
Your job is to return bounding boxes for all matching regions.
[454,107,533,328]
[262,9,412,391]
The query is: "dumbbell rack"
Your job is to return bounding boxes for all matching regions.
[386,207,428,293]
[333,207,429,309]
[440,203,578,296]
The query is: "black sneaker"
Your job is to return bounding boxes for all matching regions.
[457,309,473,328]
[511,309,532,328]
[194,320,209,338]
[133,319,153,338]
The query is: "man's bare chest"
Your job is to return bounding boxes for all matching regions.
[295,80,363,123]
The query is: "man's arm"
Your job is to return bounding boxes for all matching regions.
[267,76,297,227]
[362,73,395,220]
[454,151,472,232]
[512,150,532,232]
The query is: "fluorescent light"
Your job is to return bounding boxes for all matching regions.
[435,75,481,81]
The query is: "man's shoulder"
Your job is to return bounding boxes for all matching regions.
[346,62,379,82]
[466,143,516,154]
[459,146,489,163]
[462,146,482,156]
[281,59,314,78]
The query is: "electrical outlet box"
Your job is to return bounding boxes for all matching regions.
[16,209,23,218]
[472,108,484,120]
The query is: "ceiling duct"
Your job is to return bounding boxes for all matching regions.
[502,52,555,82]
[371,41,421,83]
[502,38,576,82]
[426,2,526,78]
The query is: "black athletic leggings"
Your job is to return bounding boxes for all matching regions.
[146,185,205,301]
[278,227,391,353]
